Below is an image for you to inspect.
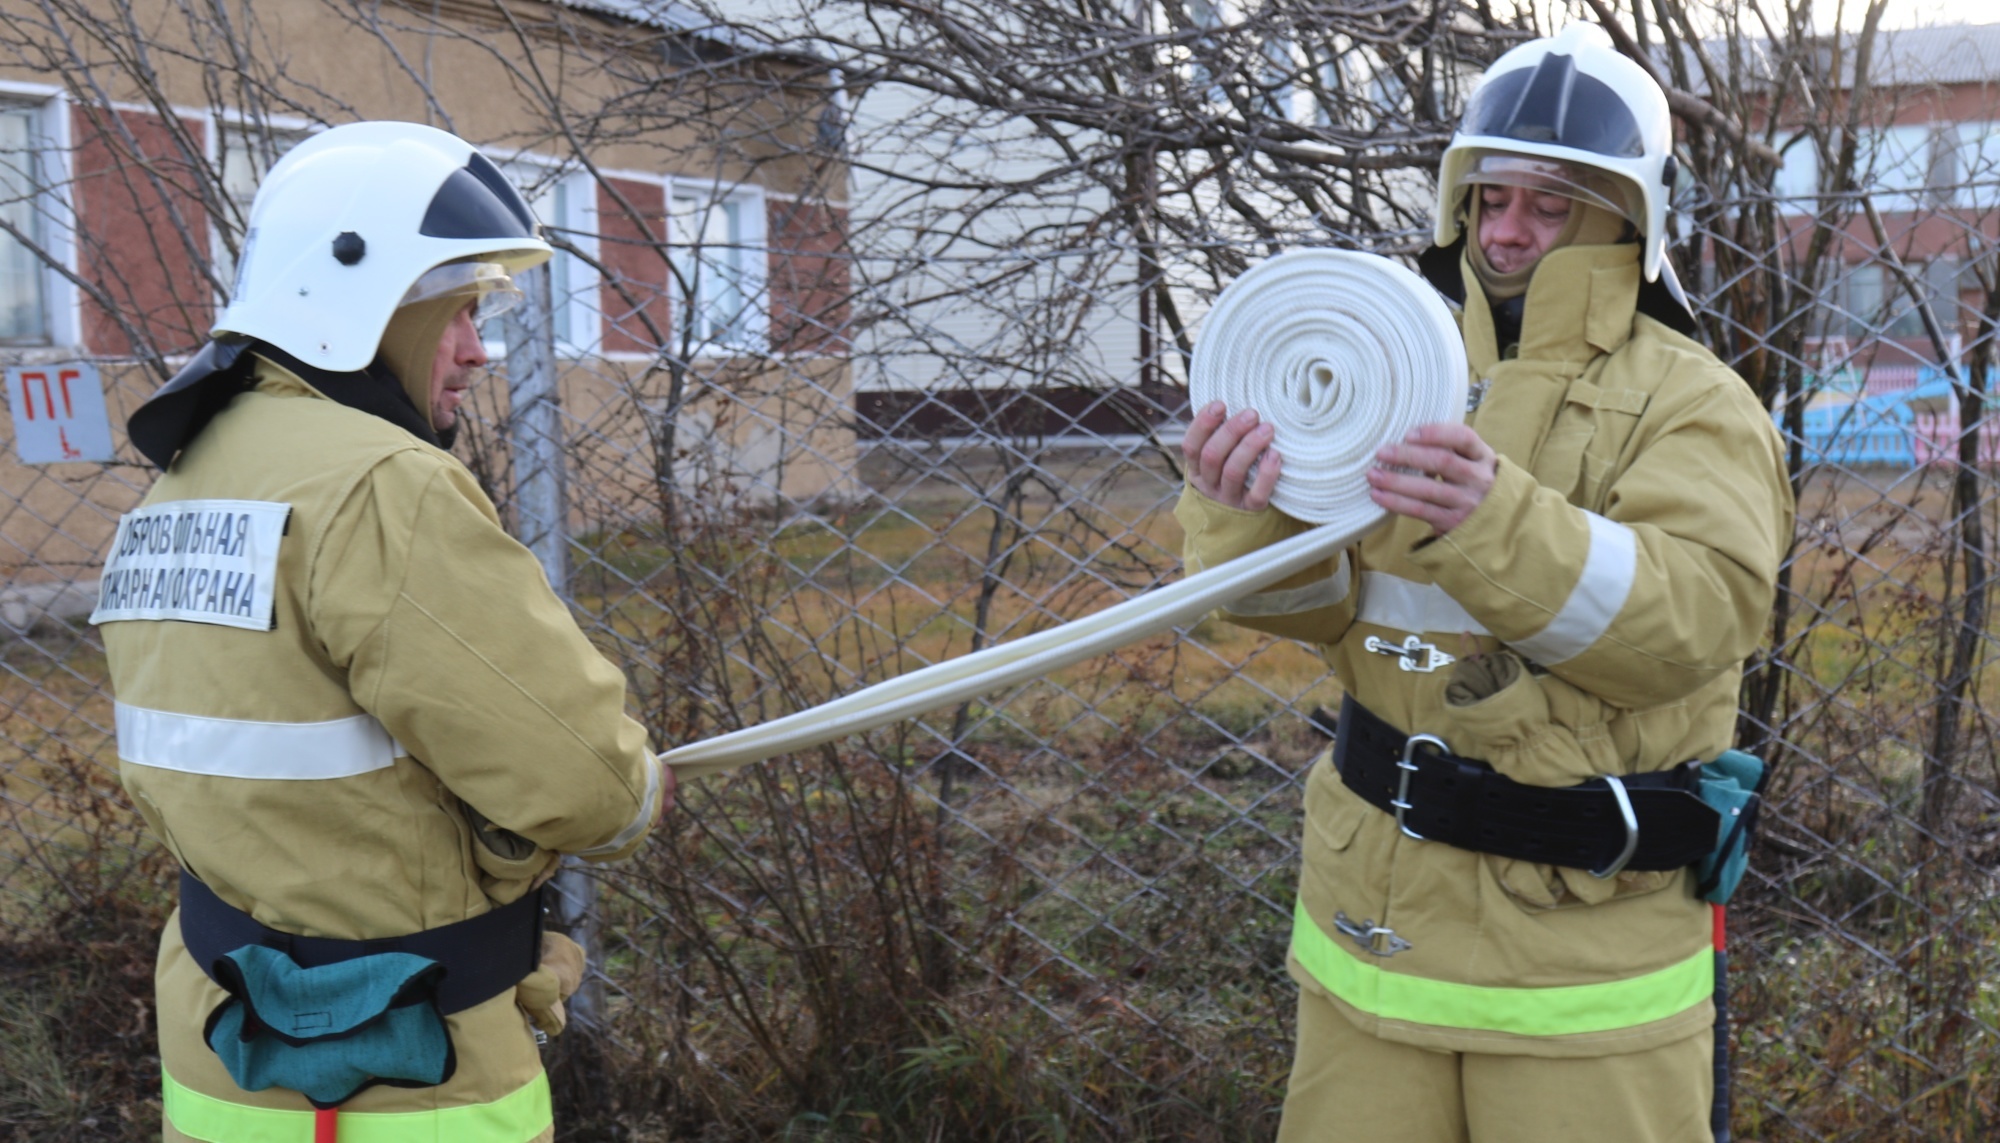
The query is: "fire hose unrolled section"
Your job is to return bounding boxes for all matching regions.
[662,250,1468,779]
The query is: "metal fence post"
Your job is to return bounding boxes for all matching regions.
[499,263,600,1028]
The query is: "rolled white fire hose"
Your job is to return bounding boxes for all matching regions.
[662,249,1466,779]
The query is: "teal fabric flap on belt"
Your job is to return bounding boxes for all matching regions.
[1695,749,1766,905]
[204,944,454,1108]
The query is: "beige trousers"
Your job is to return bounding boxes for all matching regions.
[1276,987,1715,1143]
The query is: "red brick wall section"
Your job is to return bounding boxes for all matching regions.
[767,197,851,356]
[596,178,671,355]
[70,105,213,357]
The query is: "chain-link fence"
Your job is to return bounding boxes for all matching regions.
[3,2,1999,1140]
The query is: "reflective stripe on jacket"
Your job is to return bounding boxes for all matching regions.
[1177,242,1792,1055]
[102,357,659,1139]
[163,1070,551,1143]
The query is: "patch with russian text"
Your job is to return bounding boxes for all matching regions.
[89,500,290,632]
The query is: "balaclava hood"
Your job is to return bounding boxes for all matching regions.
[1465,194,1631,303]
[376,293,469,447]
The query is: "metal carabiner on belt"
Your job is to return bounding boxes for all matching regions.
[1333,911,1413,957]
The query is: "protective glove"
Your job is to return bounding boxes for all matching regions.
[516,931,586,1038]
[1443,649,1521,707]
[464,801,560,902]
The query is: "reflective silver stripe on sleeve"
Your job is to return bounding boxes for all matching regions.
[577,751,663,857]
[1356,572,1489,635]
[1225,553,1350,617]
[114,701,398,780]
[1507,512,1638,666]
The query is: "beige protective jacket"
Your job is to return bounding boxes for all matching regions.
[99,357,661,1142]
[1177,243,1792,1056]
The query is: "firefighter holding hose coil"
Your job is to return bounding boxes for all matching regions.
[1180,25,1791,1143]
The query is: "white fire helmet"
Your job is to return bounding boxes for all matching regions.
[217,121,552,371]
[1434,23,1676,282]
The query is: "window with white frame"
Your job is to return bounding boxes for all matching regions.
[547,176,574,346]
[1188,0,1228,107]
[669,184,766,353]
[217,125,308,300]
[1843,264,1882,338]
[1315,50,1369,130]
[1860,125,1942,212]
[1845,261,1942,340]
[1871,125,1928,196]
[1774,136,1819,210]
[1958,121,2000,208]
[0,104,50,344]
[1258,35,1298,122]
[502,163,595,353]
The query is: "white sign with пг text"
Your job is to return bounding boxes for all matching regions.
[89,499,291,632]
[6,362,115,463]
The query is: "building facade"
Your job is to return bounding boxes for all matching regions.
[0,0,854,630]
[1758,22,2000,464]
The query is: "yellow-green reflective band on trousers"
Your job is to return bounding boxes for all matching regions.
[163,1070,551,1142]
[1290,899,1713,1036]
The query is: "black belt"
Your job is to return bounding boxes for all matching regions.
[1330,696,1719,875]
[179,871,544,1015]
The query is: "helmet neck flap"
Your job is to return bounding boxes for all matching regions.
[128,341,440,469]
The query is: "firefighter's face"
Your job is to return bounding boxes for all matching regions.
[1477,183,1575,274]
[429,301,486,433]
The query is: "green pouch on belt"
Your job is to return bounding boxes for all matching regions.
[1694,749,1767,905]
[204,945,455,1108]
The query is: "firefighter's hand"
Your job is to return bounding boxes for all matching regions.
[1368,423,1497,535]
[1183,401,1281,511]
[517,931,586,1038]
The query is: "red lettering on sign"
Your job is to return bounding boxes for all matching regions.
[57,370,77,418]
[19,371,44,421]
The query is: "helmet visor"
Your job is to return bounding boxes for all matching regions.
[1454,152,1640,226]
[1459,51,1647,160]
[398,261,524,323]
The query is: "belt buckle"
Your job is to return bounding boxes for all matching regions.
[1364,634,1457,673]
[1393,733,1448,841]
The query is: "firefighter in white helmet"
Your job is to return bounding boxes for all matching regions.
[95,121,669,1142]
[1178,25,1791,1142]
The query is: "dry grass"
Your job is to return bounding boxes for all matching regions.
[2,458,1998,1140]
